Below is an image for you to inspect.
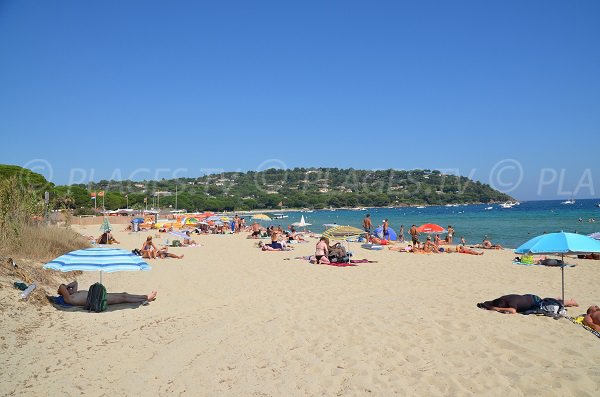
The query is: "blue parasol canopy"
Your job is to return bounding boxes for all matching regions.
[44,247,151,274]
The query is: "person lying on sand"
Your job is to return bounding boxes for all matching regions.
[457,245,484,255]
[258,241,291,251]
[477,294,578,314]
[58,281,157,306]
[584,306,600,331]
[479,236,503,249]
[157,247,184,259]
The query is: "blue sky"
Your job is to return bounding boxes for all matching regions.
[1,0,599,200]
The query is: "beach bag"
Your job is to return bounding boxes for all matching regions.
[523,298,566,318]
[538,298,566,317]
[522,254,534,265]
[172,240,181,247]
[84,283,108,313]
[132,248,142,256]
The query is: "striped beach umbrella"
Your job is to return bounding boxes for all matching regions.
[322,225,364,240]
[44,247,151,283]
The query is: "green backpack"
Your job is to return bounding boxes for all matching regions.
[84,283,108,312]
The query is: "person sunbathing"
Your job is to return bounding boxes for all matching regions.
[141,236,158,259]
[157,247,184,259]
[258,241,289,251]
[388,244,413,252]
[457,245,484,255]
[482,237,503,249]
[97,230,120,245]
[583,306,600,331]
[58,281,157,306]
[248,222,262,239]
[183,231,197,246]
[423,237,440,253]
[315,237,330,264]
[477,294,578,314]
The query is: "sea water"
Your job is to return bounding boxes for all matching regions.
[264,199,600,249]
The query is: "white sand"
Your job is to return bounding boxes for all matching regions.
[2,225,600,396]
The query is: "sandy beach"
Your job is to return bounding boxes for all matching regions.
[2,225,600,396]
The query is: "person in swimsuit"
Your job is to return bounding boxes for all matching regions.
[409,225,419,246]
[398,225,405,243]
[382,219,389,239]
[363,214,373,241]
[447,226,454,244]
[248,222,262,239]
[315,237,330,264]
[97,229,119,245]
[58,281,157,306]
[477,294,578,314]
[141,236,158,259]
[157,247,184,259]
[584,305,600,331]
[457,245,483,255]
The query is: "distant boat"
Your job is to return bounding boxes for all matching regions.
[272,213,288,219]
[484,206,493,211]
[416,206,425,209]
[561,199,575,205]
[596,203,600,208]
[500,202,516,209]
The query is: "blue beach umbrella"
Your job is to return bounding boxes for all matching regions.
[515,232,600,302]
[374,226,398,241]
[132,218,144,224]
[44,247,151,284]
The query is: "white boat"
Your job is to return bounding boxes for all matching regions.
[500,202,515,209]
[484,206,493,210]
[597,203,600,208]
[416,206,425,209]
[272,213,288,219]
[561,199,575,205]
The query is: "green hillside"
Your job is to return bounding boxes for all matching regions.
[71,168,513,211]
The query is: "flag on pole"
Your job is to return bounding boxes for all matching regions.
[91,192,96,199]
[98,191,105,197]
[144,197,148,203]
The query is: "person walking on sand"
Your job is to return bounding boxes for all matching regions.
[57,281,157,306]
[409,224,419,246]
[363,214,373,241]
[398,225,405,243]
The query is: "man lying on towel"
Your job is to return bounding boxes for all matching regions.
[477,294,578,314]
[584,306,600,331]
[58,281,157,306]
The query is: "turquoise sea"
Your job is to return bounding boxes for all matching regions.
[265,199,600,249]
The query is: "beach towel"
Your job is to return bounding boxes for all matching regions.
[322,262,357,267]
[513,260,576,268]
[566,316,600,339]
[47,295,74,308]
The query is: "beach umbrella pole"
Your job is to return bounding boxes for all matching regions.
[561,254,564,304]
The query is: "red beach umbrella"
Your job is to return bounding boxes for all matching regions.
[416,223,446,234]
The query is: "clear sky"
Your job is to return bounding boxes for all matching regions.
[1,0,599,200]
